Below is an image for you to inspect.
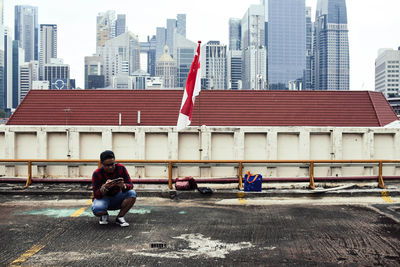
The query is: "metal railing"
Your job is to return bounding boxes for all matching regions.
[1,159,400,190]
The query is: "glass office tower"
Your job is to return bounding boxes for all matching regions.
[313,0,349,90]
[14,5,38,62]
[263,0,306,90]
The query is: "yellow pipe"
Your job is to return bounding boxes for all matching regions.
[238,162,243,189]
[168,162,173,189]
[378,161,386,189]
[25,161,32,188]
[309,162,315,189]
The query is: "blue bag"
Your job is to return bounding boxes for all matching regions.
[244,172,262,192]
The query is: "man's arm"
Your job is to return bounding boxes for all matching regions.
[120,165,133,191]
[92,171,105,199]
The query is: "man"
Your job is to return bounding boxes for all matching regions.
[92,150,137,227]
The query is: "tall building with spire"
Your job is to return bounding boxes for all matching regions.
[313,0,349,90]
[156,46,177,88]
[15,5,39,62]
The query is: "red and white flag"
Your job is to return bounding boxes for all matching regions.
[177,41,202,131]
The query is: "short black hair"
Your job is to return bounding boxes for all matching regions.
[100,150,115,162]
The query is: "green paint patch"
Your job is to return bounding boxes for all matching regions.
[19,208,89,218]
[18,207,152,218]
[178,211,186,215]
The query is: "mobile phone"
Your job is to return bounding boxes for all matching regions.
[110,177,123,183]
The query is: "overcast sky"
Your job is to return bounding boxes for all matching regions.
[4,0,400,90]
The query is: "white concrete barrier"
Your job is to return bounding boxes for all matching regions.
[0,125,400,179]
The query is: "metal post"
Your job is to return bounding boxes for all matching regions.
[378,161,386,189]
[168,162,173,189]
[309,162,315,189]
[25,161,32,188]
[238,162,243,189]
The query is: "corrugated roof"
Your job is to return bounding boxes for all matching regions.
[6,90,399,127]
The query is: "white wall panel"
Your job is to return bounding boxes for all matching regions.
[15,133,37,177]
[342,133,364,176]
[374,134,395,176]
[47,133,68,177]
[79,133,102,177]
[310,133,331,176]
[244,133,267,176]
[145,133,168,178]
[112,132,136,175]
[211,133,235,178]
[178,133,200,177]
[277,133,299,177]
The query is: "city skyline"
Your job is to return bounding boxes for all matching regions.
[3,0,400,90]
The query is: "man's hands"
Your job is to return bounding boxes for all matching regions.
[100,178,125,194]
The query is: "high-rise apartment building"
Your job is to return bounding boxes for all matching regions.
[12,41,24,108]
[84,56,104,89]
[375,48,400,98]
[19,60,38,101]
[201,41,227,89]
[39,24,57,80]
[262,0,306,90]
[229,18,241,51]
[313,0,349,90]
[15,5,38,62]
[155,46,177,88]
[305,7,313,90]
[115,14,126,37]
[3,27,12,110]
[242,5,266,90]
[0,25,4,110]
[98,32,141,87]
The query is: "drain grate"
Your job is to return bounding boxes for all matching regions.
[150,243,167,249]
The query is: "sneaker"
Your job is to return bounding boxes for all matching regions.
[116,217,129,227]
[99,214,109,225]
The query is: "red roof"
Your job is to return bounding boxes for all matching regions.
[6,90,398,127]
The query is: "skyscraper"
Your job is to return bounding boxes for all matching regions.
[156,27,167,61]
[375,48,400,98]
[98,32,141,87]
[14,5,38,62]
[262,0,306,90]
[19,60,38,101]
[177,14,186,37]
[84,56,104,89]
[305,7,313,90]
[0,0,3,25]
[39,24,57,80]
[115,14,126,37]
[229,18,241,51]
[12,41,24,108]
[166,18,176,57]
[313,0,349,90]
[227,50,242,89]
[201,41,227,89]
[174,34,196,88]
[242,5,266,90]
[96,10,116,53]
[43,59,69,89]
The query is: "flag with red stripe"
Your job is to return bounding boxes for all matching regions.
[177,41,202,131]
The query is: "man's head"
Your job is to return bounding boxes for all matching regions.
[100,150,115,174]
